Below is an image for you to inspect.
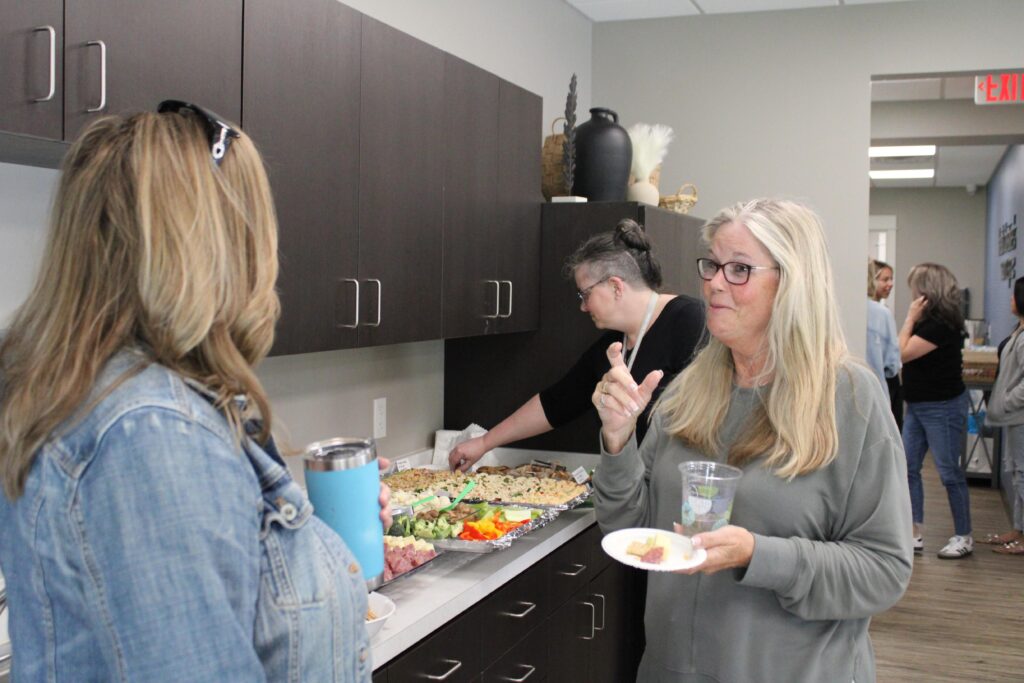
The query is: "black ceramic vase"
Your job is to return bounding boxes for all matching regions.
[572,108,632,201]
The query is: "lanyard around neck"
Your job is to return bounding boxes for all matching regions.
[623,292,659,373]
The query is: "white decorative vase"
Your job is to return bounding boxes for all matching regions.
[626,180,659,206]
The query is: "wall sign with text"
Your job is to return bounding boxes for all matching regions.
[1000,214,1018,287]
[975,73,1024,105]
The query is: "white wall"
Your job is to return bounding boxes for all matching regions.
[869,187,988,326]
[0,1,593,474]
[592,0,1024,357]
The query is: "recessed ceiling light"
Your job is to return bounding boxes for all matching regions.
[869,145,937,158]
[869,169,935,180]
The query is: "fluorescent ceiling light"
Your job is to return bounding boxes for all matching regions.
[869,169,935,180]
[869,145,937,158]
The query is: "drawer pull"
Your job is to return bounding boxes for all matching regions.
[591,592,606,631]
[424,658,462,680]
[558,563,586,577]
[365,278,382,327]
[500,664,536,682]
[501,601,536,619]
[337,278,359,328]
[581,601,596,640]
[499,280,512,318]
[86,40,107,112]
[483,280,500,319]
[34,26,56,102]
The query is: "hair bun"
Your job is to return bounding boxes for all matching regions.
[614,218,651,252]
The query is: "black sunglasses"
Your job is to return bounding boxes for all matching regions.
[157,99,239,166]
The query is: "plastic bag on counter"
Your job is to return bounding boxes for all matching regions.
[432,424,496,469]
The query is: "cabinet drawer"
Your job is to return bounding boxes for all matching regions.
[388,609,482,683]
[477,558,550,666]
[547,524,595,604]
[481,622,548,683]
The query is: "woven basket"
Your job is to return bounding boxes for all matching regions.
[541,117,568,200]
[659,183,698,214]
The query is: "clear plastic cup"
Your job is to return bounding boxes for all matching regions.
[678,461,743,536]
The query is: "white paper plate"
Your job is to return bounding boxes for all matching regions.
[601,528,707,572]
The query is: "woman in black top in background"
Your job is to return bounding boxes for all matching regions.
[899,262,972,559]
[449,219,704,471]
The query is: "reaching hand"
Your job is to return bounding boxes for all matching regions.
[378,457,393,530]
[672,523,754,575]
[593,341,663,453]
[448,436,488,472]
[906,295,928,325]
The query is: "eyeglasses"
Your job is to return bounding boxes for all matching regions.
[577,276,610,303]
[157,99,240,166]
[696,258,779,285]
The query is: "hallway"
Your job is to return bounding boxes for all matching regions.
[872,461,1023,682]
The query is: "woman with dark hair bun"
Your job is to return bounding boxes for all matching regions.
[981,276,1024,554]
[449,218,704,471]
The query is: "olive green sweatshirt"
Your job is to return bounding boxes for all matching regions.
[593,363,913,683]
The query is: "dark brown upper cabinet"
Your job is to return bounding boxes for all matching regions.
[63,0,242,142]
[243,0,361,356]
[441,54,501,338]
[0,0,64,139]
[357,16,445,347]
[494,79,543,334]
[441,60,542,339]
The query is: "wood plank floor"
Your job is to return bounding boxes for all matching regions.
[871,460,1024,682]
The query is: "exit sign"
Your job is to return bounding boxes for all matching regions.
[975,73,1024,105]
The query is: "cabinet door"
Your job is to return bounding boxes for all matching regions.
[441,54,500,339]
[244,0,361,356]
[546,588,595,683]
[481,622,549,683]
[64,0,242,142]
[358,17,444,346]
[388,609,482,683]
[588,563,644,683]
[495,79,542,334]
[0,0,63,138]
[476,557,550,667]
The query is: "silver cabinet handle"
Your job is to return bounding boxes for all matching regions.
[500,600,536,618]
[34,26,56,102]
[581,601,596,640]
[591,592,606,631]
[337,278,359,328]
[364,279,381,327]
[424,658,462,680]
[500,664,536,682]
[86,40,107,112]
[558,563,586,577]
[499,280,512,318]
[483,279,500,319]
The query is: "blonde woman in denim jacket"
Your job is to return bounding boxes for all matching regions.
[0,105,389,681]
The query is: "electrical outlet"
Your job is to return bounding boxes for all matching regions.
[373,397,387,439]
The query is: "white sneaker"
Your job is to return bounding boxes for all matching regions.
[937,535,973,559]
[912,535,923,554]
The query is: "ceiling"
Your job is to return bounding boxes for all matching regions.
[565,0,928,23]
[567,0,1010,190]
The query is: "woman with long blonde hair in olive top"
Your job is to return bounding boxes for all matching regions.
[899,263,971,559]
[592,198,911,682]
[0,104,387,681]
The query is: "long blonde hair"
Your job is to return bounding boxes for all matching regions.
[657,199,848,478]
[0,110,280,499]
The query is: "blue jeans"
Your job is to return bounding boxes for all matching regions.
[903,391,971,536]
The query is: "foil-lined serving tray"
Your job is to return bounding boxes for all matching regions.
[431,508,559,553]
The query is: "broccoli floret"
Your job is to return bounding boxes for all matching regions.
[413,519,436,540]
[434,517,452,539]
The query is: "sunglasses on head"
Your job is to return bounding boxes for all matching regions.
[157,99,239,166]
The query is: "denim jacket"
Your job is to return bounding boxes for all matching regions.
[0,350,371,682]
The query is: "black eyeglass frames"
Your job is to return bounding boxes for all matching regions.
[576,276,610,303]
[157,99,240,166]
[696,258,779,286]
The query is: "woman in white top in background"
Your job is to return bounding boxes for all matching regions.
[867,259,902,430]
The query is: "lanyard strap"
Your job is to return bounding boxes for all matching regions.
[623,292,659,373]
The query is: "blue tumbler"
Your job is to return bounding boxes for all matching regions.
[304,437,384,589]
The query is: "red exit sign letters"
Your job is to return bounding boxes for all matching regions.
[975,73,1024,105]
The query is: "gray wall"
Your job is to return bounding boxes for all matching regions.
[0,1,593,475]
[986,145,1024,344]
[869,187,987,327]
[592,0,1024,357]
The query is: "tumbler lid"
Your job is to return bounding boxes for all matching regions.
[303,437,377,471]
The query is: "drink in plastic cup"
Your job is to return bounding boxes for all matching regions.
[678,461,743,536]
[304,437,385,589]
